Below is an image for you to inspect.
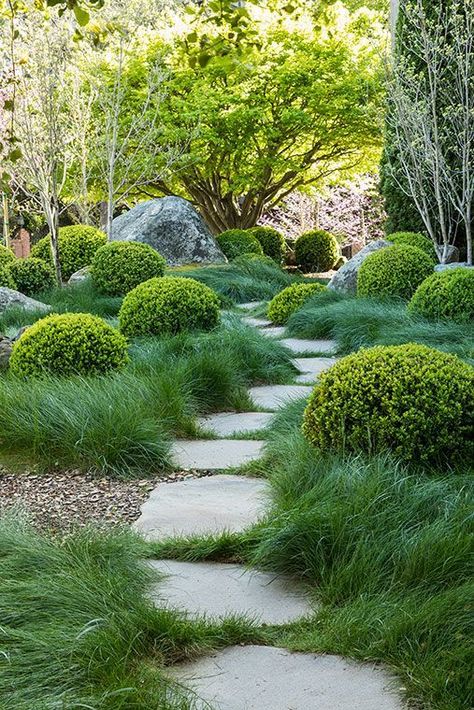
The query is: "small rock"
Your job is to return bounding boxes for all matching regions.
[0,335,12,371]
[68,266,91,285]
[0,287,51,314]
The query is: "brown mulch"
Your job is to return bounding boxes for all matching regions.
[0,468,209,533]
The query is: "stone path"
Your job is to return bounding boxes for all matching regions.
[134,301,405,709]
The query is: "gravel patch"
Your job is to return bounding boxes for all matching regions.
[0,468,210,533]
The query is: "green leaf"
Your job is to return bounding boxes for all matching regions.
[73,5,90,27]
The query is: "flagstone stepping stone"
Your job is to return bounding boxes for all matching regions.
[236,301,265,311]
[149,560,311,624]
[260,326,286,338]
[293,356,338,383]
[249,384,313,410]
[134,475,269,540]
[170,645,405,710]
[279,337,338,355]
[198,412,274,436]
[242,316,272,327]
[172,439,265,470]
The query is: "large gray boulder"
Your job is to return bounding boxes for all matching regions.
[110,196,226,267]
[68,266,91,285]
[0,287,51,314]
[327,240,392,294]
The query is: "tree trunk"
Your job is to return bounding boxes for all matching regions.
[2,193,10,248]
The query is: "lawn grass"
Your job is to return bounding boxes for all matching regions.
[0,318,295,476]
[0,516,263,710]
[287,296,474,359]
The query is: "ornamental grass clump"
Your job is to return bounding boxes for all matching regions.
[302,343,474,468]
[216,229,263,260]
[91,241,166,296]
[408,267,474,323]
[31,225,106,280]
[248,226,287,263]
[10,312,129,378]
[8,257,56,296]
[119,276,220,337]
[267,282,326,324]
[387,231,437,261]
[357,244,434,300]
[294,229,339,272]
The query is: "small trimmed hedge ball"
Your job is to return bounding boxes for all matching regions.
[248,226,286,263]
[9,313,129,378]
[0,265,16,289]
[0,245,15,267]
[90,241,167,296]
[302,343,474,468]
[216,229,263,260]
[357,245,434,300]
[408,267,474,323]
[387,231,437,261]
[31,225,107,281]
[294,230,339,273]
[267,282,326,325]
[8,257,56,296]
[119,276,220,337]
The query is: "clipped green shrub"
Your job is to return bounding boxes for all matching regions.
[408,267,474,323]
[10,313,129,378]
[0,265,16,289]
[119,276,220,337]
[303,343,474,467]
[357,245,434,300]
[267,282,326,324]
[216,229,263,260]
[294,229,339,273]
[387,231,437,261]
[31,225,107,281]
[90,241,166,296]
[8,257,56,296]
[248,226,286,262]
[0,244,15,267]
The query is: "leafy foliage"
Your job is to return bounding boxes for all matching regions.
[31,225,107,281]
[216,230,263,260]
[0,244,15,267]
[247,226,287,263]
[0,265,16,289]
[119,276,220,337]
[387,231,437,260]
[409,267,474,323]
[294,229,339,272]
[357,244,434,300]
[10,313,129,378]
[8,257,55,296]
[91,241,167,296]
[302,343,474,467]
[267,282,326,325]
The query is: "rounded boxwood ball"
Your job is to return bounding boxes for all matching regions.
[267,282,326,325]
[0,265,16,289]
[8,257,56,296]
[294,230,339,273]
[302,343,474,468]
[387,231,437,261]
[248,226,286,263]
[357,245,434,300]
[216,229,263,260]
[408,267,474,323]
[9,313,129,378]
[31,225,107,281]
[90,241,167,296]
[119,276,220,337]
[0,245,15,268]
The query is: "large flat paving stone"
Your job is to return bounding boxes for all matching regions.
[293,356,338,383]
[133,475,269,540]
[172,439,265,470]
[249,384,313,410]
[236,301,265,311]
[149,561,311,624]
[171,645,405,710]
[279,337,338,354]
[260,326,286,338]
[242,316,272,327]
[198,412,274,437]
